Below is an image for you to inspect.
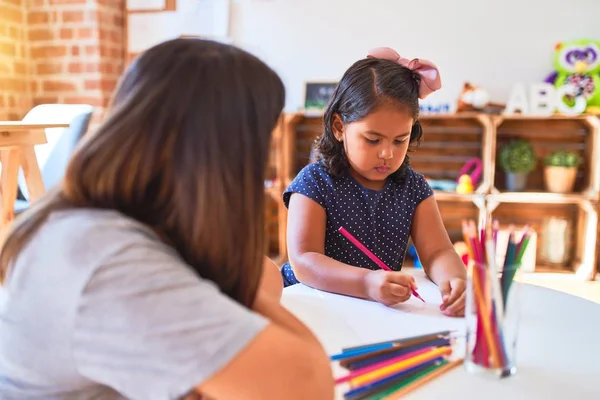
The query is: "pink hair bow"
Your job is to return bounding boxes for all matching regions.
[367,47,442,99]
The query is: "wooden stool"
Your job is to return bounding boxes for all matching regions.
[0,122,68,240]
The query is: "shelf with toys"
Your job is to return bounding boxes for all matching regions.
[270,111,599,279]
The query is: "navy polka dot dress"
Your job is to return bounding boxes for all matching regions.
[281,162,434,286]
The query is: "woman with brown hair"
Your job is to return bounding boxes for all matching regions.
[0,38,334,399]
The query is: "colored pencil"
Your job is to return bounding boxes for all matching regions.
[342,358,443,400]
[341,330,452,353]
[378,358,463,399]
[338,226,425,302]
[341,338,451,371]
[335,347,432,384]
[349,346,452,387]
[331,343,401,361]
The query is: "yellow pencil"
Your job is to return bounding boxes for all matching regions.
[380,359,464,399]
[349,346,452,387]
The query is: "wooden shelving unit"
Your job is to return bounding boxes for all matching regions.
[269,112,599,280]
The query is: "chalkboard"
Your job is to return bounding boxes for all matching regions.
[304,82,337,111]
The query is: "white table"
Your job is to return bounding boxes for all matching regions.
[281,269,600,399]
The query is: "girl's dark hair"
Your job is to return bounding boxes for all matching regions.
[316,58,423,182]
[0,38,285,308]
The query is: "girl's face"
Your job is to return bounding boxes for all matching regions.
[333,104,413,190]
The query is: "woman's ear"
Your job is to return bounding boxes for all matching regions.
[331,113,344,142]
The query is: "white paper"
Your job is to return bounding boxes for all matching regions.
[127,12,180,53]
[127,0,166,11]
[177,0,230,39]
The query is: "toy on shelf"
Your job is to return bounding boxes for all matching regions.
[545,39,600,114]
[456,82,505,114]
[456,157,483,193]
[426,178,457,192]
[456,175,474,194]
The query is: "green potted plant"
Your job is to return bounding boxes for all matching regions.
[499,139,537,191]
[543,150,582,193]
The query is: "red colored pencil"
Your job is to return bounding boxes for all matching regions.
[338,226,425,302]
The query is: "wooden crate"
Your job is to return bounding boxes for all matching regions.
[492,116,599,198]
[414,115,489,187]
[491,203,580,271]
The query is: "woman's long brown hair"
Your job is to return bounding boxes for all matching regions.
[0,39,285,308]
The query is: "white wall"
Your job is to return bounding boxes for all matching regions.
[230,0,600,112]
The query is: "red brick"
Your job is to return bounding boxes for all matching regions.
[64,96,103,107]
[28,11,50,24]
[68,62,83,73]
[0,5,22,23]
[101,78,117,92]
[29,28,54,41]
[85,63,100,73]
[62,10,84,23]
[50,0,89,4]
[8,26,20,40]
[60,28,73,40]
[42,81,77,92]
[0,42,17,57]
[78,27,94,39]
[84,79,100,90]
[33,96,60,106]
[14,61,27,75]
[85,45,99,56]
[36,63,63,75]
[31,45,68,58]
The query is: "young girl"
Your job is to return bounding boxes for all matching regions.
[283,47,467,317]
[0,39,334,399]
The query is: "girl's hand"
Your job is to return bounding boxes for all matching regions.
[439,278,466,317]
[364,270,417,306]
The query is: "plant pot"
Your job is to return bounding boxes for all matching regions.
[544,166,577,193]
[505,172,528,191]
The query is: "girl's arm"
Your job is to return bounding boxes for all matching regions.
[287,193,414,305]
[259,256,283,301]
[410,196,467,316]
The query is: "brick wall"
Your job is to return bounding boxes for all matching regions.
[27,0,125,126]
[0,0,32,120]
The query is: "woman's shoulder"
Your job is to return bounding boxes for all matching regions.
[25,208,177,271]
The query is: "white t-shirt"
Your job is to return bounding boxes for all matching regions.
[0,208,268,400]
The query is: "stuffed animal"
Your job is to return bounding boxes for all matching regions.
[456,82,505,113]
[545,39,600,114]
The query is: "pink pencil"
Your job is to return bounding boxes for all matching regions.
[338,226,425,302]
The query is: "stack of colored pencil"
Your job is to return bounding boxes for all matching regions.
[461,217,531,372]
[330,331,463,399]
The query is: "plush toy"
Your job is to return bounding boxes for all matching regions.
[456,82,505,113]
[545,39,600,114]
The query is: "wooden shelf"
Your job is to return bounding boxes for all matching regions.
[487,192,592,205]
[434,191,485,202]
